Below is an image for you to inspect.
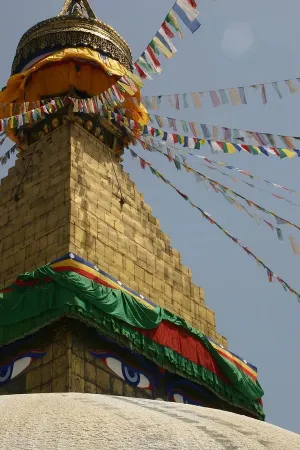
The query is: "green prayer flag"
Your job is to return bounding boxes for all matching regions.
[149,40,160,56]
[174,155,181,170]
[194,139,201,150]
[222,142,228,153]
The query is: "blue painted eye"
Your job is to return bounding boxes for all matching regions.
[91,352,152,390]
[0,365,13,384]
[122,364,141,386]
[106,357,151,389]
[0,352,45,386]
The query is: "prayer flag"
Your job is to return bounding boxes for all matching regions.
[290,236,300,255]
[285,80,298,94]
[157,28,177,54]
[261,84,267,104]
[191,92,201,108]
[276,228,283,241]
[212,126,218,140]
[238,87,247,104]
[173,1,201,33]
[210,90,221,107]
[272,82,282,99]
[181,120,189,133]
[219,89,229,104]
[183,93,189,108]
[162,21,175,38]
[275,217,286,225]
[153,36,173,59]
[166,10,184,38]
[200,124,211,139]
[228,88,242,105]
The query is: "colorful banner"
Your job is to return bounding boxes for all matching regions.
[142,77,300,109]
[0,99,66,133]
[144,137,300,212]
[147,113,300,150]
[134,0,201,80]
[144,138,300,208]
[92,107,300,159]
[141,123,300,158]
[189,154,300,195]
[140,137,300,244]
[2,94,300,161]
[191,155,300,208]
[0,93,134,133]
[129,148,300,302]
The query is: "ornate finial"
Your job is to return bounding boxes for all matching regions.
[58,0,97,19]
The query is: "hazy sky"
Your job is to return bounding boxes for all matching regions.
[0,0,299,433]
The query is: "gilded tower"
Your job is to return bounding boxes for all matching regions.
[0,0,264,421]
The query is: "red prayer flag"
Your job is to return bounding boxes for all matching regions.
[240,144,251,153]
[172,134,179,144]
[161,21,175,39]
[267,270,273,282]
[139,158,146,169]
[186,0,198,7]
[167,149,173,162]
[146,46,161,68]
[134,62,148,79]
[269,147,280,157]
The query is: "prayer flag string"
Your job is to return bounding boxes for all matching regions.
[142,77,300,109]
[144,137,300,207]
[139,137,300,240]
[129,148,300,302]
[134,0,201,80]
[146,112,300,151]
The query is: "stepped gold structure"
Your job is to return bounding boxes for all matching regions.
[0,123,222,339]
[0,0,264,423]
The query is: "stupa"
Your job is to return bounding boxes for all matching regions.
[0,0,265,426]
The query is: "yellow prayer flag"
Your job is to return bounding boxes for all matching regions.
[282,148,297,158]
[225,142,237,154]
[191,93,201,109]
[228,88,242,106]
[153,37,173,59]
[117,82,135,97]
[290,236,300,255]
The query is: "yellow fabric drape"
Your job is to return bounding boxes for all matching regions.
[0,48,129,104]
[0,47,148,144]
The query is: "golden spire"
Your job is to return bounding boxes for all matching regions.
[58,0,97,19]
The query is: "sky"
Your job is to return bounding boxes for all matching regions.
[0,0,300,433]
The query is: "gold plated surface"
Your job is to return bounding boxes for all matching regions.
[12,2,132,74]
[58,0,97,18]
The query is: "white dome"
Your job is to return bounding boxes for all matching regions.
[0,393,299,449]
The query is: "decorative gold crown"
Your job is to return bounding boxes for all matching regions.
[11,0,133,74]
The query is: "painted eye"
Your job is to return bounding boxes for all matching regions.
[0,365,13,384]
[170,391,204,407]
[105,357,151,389]
[0,353,45,386]
[172,393,186,404]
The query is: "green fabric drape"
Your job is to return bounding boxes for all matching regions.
[0,265,264,419]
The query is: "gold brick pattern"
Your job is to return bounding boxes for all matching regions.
[25,325,70,394]
[0,123,226,347]
[0,128,71,288]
